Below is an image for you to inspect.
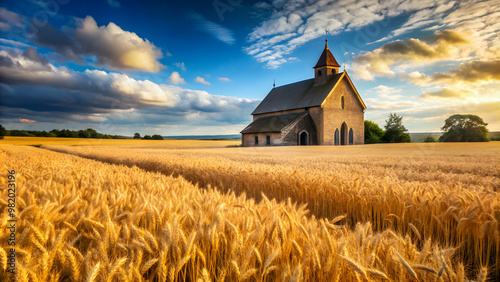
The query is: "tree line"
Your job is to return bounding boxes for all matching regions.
[0,125,164,140]
[0,126,126,139]
[133,133,164,140]
[365,113,490,143]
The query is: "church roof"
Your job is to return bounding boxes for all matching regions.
[251,73,343,115]
[314,40,341,68]
[240,111,308,134]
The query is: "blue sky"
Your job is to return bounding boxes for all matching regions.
[0,0,499,136]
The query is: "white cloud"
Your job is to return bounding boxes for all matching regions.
[168,71,186,85]
[190,12,235,45]
[26,14,164,72]
[195,76,210,85]
[173,62,186,71]
[74,16,163,72]
[0,47,260,128]
[244,0,498,69]
[372,85,403,100]
[218,77,231,82]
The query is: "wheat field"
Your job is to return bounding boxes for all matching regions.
[0,136,239,148]
[1,141,499,281]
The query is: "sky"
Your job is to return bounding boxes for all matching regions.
[0,0,499,136]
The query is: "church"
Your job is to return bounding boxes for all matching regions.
[241,38,366,146]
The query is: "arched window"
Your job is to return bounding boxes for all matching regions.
[332,69,336,74]
[254,136,258,145]
[334,129,339,146]
[349,128,353,145]
[318,70,322,76]
[266,135,271,145]
[341,96,344,109]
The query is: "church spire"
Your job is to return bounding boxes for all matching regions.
[313,34,341,85]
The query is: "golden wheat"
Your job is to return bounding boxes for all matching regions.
[42,142,500,279]
[0,144,486,281]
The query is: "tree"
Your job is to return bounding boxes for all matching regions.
[143,135,152,140]
[383,113,411,143]
[151,134,164,140]
[133,133,141,139]
[364,120,384,144]
[0,124,6,136]
[439,114,489,142]
[424,136,437,142]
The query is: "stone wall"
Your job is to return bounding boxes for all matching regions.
[281,114,318,146]
[242,132,282,147]
[307,106,323,144]
[322,76,364,145]
[241,114,317,147]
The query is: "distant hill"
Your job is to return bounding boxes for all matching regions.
[410,131,500,142]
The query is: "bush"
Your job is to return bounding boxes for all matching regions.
[364,120,384,144]
[424,136,437,142]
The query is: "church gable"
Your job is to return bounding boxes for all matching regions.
[322,74,366,112]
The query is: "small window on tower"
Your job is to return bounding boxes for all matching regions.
[318,70,322,76]
[254,136,258,145]
[332,69,335,74]
[341,96,345,109]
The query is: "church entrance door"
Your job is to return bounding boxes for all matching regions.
[341,122,348,145]
[299,132,308,145]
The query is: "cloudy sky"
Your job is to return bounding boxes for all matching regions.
[0,0,499,136]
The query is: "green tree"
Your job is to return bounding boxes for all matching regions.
[439,114,489,142]
[0,124,6,136]
[134,133,141,139]
[424,136,437,142]
[364,120,384,144]
[383,113,411,143]
[151,134,164,140]
[143,135,152,140]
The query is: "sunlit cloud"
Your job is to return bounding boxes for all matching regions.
[19,118,36,123]
[352,29,472,80]
[168,71,186,85]
[28,15,164,72]
[194,76,210,85]
[421,88,473,99]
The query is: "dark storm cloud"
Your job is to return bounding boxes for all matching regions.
[0,48,260,125]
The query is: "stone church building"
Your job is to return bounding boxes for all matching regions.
[241,39,366,146]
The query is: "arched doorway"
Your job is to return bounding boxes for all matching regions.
[340,122,348,145]
[299,130,308,145]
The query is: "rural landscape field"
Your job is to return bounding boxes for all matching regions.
[1,137,498,281]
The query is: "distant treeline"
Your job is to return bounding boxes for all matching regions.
[0,125,125,139]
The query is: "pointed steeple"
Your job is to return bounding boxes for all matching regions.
[313,38,341,85]
[314,39,341,69]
